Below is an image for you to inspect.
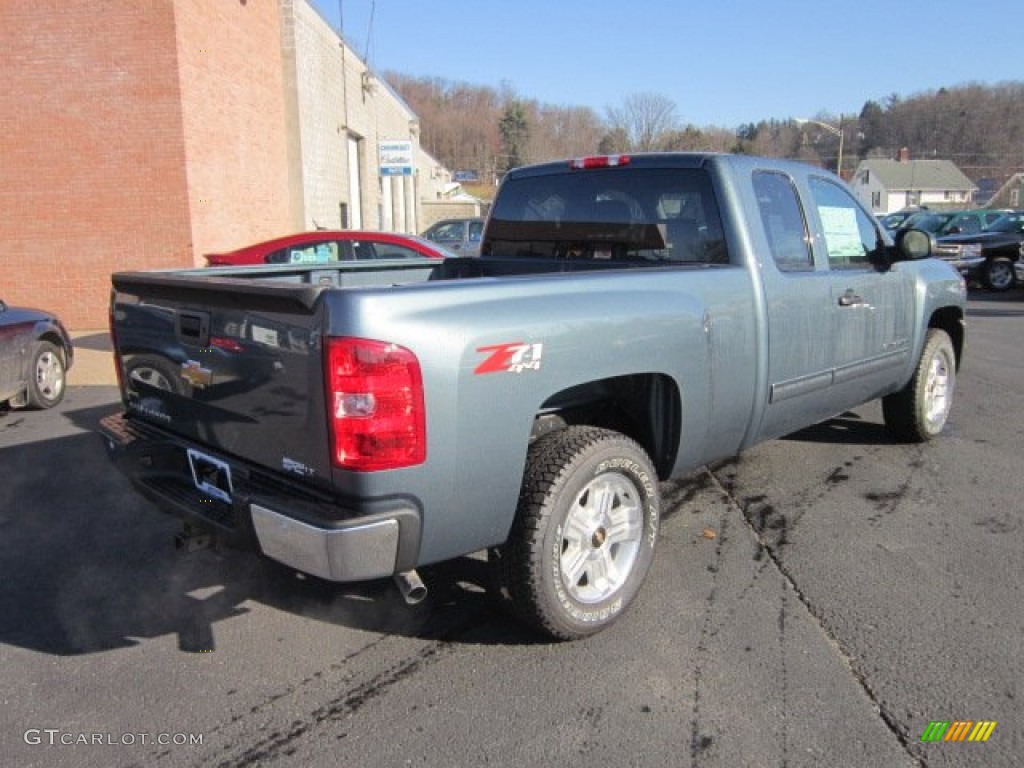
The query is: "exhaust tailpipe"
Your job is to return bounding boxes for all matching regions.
[394,570,428,605]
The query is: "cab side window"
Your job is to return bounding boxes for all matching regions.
[753,171,813,271]
[808,177,881,269]
[429,222,464,242]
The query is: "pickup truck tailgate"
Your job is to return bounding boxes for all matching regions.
[110,272,333,490]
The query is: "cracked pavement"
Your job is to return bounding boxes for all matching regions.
[2,292,1021,767]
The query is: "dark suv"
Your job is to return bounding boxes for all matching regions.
[900,209,1006,237]
[933,211,1024,291]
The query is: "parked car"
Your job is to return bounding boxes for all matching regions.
[0,299,73,410]
[878,210,918,232]
[934,211,1024,291]
[204,230,455,266]
[420,217,486,257]
[898,209,1007,237]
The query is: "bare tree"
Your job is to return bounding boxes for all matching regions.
[606,92,679,151]
[385,71,1024,190]
[528,105,606,163]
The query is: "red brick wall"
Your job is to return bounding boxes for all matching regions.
[0,0,192,329]
[0,0,294,329]
[173,0,294,262]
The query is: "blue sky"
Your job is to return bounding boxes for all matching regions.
[313,0,1023,129]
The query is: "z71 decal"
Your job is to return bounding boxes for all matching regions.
[474,342,544,375]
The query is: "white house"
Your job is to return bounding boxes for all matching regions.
[849,150,977,214]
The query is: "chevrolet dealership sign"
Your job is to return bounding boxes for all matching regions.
[379,140,413,176]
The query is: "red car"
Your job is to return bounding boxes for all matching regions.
[204,230,456,266]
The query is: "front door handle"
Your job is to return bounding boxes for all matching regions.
[838,289,864,307]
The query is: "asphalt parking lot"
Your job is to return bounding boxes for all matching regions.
[1,289,1022,767]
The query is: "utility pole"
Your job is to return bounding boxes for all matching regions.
[796,117,845,177]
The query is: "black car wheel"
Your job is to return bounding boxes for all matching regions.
[983,257,1015,292]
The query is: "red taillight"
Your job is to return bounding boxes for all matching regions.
[324,337,426,471]
[569,155,631,170]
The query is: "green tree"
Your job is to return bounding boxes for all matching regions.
[499,101,530,172]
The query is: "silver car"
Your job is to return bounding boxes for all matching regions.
[421,217,485,257]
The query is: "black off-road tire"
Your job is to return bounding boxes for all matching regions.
[491,426,660,640]
[27,341,67,409]
[882,329,956,442]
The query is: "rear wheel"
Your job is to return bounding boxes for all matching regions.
[27,341,67,409]
[491,426,660,640]
[882,329,956,442]
[982,257,1015,292]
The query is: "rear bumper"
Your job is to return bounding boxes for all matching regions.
[98,412,421,582]
[250,504,401,581]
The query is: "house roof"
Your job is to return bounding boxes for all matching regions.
[856,159,977,193]
[987,172,1024,205]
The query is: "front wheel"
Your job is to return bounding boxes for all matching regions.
[882,329,956,442]
[492,426,660,640]
[27,341,67,409]
[982,257,1015,292]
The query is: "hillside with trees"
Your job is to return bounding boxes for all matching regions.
[385,73,1024,194]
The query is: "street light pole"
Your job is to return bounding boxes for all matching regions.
[796,117,845,177]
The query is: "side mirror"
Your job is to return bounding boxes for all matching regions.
[894,228,935,261]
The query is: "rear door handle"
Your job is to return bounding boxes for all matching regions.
[838,289,864,307]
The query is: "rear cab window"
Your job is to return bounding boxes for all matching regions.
[485,167,729,264]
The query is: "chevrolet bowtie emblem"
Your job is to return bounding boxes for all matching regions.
[180,360,213,389]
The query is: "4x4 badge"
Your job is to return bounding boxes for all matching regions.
[474,342,544,375]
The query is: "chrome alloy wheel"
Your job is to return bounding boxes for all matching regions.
[35,349,65,402]
[559,472,644,604]
[923,345,954,433]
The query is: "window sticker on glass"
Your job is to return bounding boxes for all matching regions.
[818,206,864,259]
[251,325,279,347]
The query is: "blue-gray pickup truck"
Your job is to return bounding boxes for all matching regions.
[100,153,966,640]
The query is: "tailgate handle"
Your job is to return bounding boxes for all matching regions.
[176,311,210,346]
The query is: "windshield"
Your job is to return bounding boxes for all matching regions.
[485,168,729,263]
[984,212,1024,234]
[904,212,956,233]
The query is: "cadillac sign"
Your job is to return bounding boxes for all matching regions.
[379,140,414,176]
